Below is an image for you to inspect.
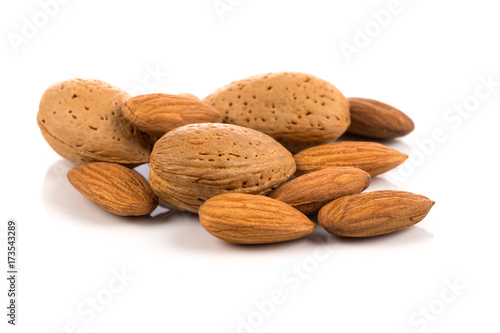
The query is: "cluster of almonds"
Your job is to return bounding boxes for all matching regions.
[37,72,434,245]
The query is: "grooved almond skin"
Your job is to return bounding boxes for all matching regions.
[199,193,316,244]
[318,190,434,237]
[347,98,415,138]
[67,162,158,216]
[122,94,222,138]
[293,141,408,177]
[37,78,154,166]
[203,72,350,152]
[149,123,296,213]
[269,167,371,215]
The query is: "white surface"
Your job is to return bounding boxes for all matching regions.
[1,0,500,332]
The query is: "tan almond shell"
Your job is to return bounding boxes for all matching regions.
[37,78,154,166]
[199,193,316,244]
[149,123,296,213]
[293,141,408,177]
[67,162,158,216]
[318,190,434,237]
[122,94,222,137]
[347,98,415,138]
[269,167,371,215]
[203,72,350,152]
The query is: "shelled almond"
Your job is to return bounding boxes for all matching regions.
[293,141,408,177]
[346,98,414,138]
[318,191,435,237]
[67,162,158,216]
[122,93,222,138]
[269,167,371,215]
[199,193,316,244]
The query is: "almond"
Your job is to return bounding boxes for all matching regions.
[37,78,154,166]
[122,94,222,137]
[269,167,371,215]
[178,93,199,100]
[318,190,434,237]
[293,141,407,177]
[203,72,350,152]
[347,97,415,138]
[149,123,296,213]
[67,162,158,216]
[199,193,316,244]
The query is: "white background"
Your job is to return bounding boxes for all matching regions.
[1,0,500,332]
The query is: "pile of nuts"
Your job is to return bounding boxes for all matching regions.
[37,72,434,245]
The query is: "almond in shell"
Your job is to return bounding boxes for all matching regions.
[149,123,296,213]
[203,72,350,152]
[37,78,154,166]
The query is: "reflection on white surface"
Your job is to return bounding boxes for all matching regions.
[366,175,399,191]
[333,225,433,247]
[40,159,433,253]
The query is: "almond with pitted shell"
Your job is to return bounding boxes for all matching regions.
[203,72,350,152]
[37,78,154,166]
[149,123,296,213]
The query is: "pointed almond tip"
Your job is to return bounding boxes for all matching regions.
[408,118,416,132]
